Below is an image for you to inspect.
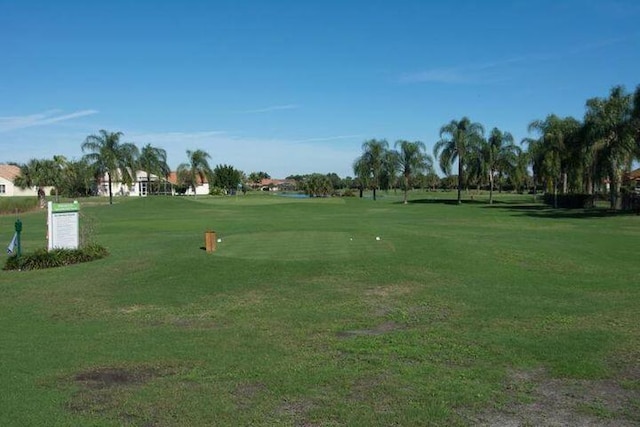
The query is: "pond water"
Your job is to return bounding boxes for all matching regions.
[278,193,310,198]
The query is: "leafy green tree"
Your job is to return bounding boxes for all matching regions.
[139,144,170,195]
[248,171,270,189]
[465,138,487,195]
[212,164,243,194]
[57,159,95,197]
[484,128,519,203]
[176,149,213,196]
[352,157,369,198]
[382,149,401,192]
[526,115,581,207]
[81,130,139,204]
[13,158,51,204]
[584,86,636,209]
[304,173,333,197]
[285,174,305,191]
[326,173,343,190]
[509,150,532,195]
[354,139,389,201]
[633,85,640,144]
[395,140,433,204]
[422,172,441,191]
[433,117,485,204]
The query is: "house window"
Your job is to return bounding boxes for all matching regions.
[0,184,5,194]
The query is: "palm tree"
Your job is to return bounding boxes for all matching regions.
[352,156,369,198]
[382,149,401,193]
[81,130,139,205]
[139,144,170,196]
[527,115,581,200]
[49,155,69,202]
[584,86,636,209]
[354,139,389,201]
[485,128,519,204]
[433,117,485,204]
[13,158,50,205]
[395,140,433,204]
[176,149,213,196]
[304,173,333,197]
[510,149,532,195]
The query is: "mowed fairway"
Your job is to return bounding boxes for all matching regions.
[1,193,639,426]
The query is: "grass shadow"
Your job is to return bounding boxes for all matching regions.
[488,204,639,219]
[406,198,487,205]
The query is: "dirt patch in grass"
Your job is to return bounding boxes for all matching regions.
[233,381,268,410]
[74,366,160,390]
[278,398,317,427]
[64,364,182,424]
[348,374,394,413]
[467,368,640,426]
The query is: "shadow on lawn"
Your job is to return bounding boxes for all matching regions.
[406,198,497,205]
[405,197,639,219]
[486,204,638,219]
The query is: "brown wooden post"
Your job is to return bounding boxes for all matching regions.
[205,230,217,252]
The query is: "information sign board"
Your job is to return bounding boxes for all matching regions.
[47,201,80,250]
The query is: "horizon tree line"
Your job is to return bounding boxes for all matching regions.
[8,84,640,209]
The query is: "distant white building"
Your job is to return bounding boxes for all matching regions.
[167,171,210,196]
[97,169,212,197]
[96,170,175,197]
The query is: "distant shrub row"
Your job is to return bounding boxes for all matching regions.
[3,244,108,271]
[0,197,39,215]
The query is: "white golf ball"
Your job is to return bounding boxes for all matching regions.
[217,238,222,243]
[375,236,381,241]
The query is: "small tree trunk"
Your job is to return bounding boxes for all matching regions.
[457,158,463,204]
[403,175,409,204]
[108,173,113,205]
[489,172,494,205]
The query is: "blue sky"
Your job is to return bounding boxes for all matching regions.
[1,0,639,178]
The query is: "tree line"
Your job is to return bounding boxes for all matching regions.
[9,84,639,208]
[11,130,247,204]
[353,84,640,209]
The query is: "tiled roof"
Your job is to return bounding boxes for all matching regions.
[167,171,208,185]
[0,164,21,181]
[628,168,640,181]
[259,178,290,186]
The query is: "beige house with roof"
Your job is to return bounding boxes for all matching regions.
[0,164,43,197]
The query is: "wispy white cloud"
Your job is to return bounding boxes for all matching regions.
[399,56,534,84]
[401,33,637,85]
[0,109,98,132]
[238,104,300,114]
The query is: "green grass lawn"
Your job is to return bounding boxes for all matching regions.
[1,191,639,426]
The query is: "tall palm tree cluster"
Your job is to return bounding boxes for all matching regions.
[13,130,213,205]
[354,84,640,209]
[353,139,435,204]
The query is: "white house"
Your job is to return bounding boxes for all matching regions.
[0,164,54,197]
[167,172,210,195]
[96,170,175,197]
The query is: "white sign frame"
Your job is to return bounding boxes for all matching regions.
[47,201,80,250]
